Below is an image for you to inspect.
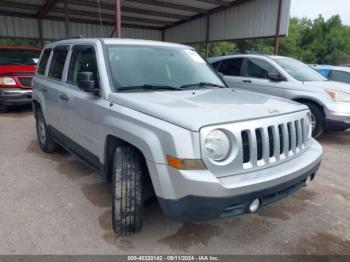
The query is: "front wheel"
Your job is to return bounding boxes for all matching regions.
[112,146,144,235]
[304,103,324,138]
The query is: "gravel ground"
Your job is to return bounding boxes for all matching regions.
[0,107,349,255]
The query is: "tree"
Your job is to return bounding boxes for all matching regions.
[302,15,350,64]
[0,38,40,48]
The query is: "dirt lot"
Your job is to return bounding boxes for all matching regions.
[0,107,350,255]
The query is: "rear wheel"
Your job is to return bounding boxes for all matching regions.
[35,109,60,153]
[304,103,324,138]
[112,146,144,235]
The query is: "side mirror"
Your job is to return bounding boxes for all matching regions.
[77,72,100,94]
[268,72,286,82]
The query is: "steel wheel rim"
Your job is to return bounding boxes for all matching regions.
[38,116,46,144]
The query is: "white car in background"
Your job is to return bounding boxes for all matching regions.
[209,54,350,137]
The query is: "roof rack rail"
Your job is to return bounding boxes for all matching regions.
[51,36,85,42]
[242,51,273,55]
[219,51,273,56]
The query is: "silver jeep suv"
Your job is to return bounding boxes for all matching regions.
[32,39,322,235]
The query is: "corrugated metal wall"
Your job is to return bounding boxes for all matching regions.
[0,16,39,38]
[164,0,291,43]
[0,15,161,40]
[164,16,207,44]
[122,27,162,40]
[0,0,290,43]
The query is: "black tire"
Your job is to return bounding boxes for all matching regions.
[0,104,8,113]
[112,146,144,235]
[35,109,60,153]
[304,103,324,138]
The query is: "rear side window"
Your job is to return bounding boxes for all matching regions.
[219,58,243,76]
[48,46,69,80]
[37,49,51,75]
[67,45,98,85]
[211,61,221,70]
[329,70,350,84]
[244,58,279,79]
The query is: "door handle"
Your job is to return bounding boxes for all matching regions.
[242,80,252,83]
[41,87,48,93]
[59,94,70,101]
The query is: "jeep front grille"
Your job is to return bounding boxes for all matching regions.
[200,111,311,178]
[241,118,307,170]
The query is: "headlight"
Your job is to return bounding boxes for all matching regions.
[326,90,350,103]
[0,77,16,86]
[204,130,231,161]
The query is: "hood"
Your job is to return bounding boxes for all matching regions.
[304,80,350,93]
[109,89,307,131]
[0,65,36,76]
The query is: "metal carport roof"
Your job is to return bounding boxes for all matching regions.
[0,0,291,54]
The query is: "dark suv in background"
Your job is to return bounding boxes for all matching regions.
[0,46,41,112]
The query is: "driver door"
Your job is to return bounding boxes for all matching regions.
[61,45,108,167]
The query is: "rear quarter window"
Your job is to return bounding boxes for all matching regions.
[211,61,221,70]
[219,58,243,76]
[37,49,51,75]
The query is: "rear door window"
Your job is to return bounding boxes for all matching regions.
[67,45,99,86]
[37,49,51,75]
[244,58,279,79]
[48,46,69,80]
[211,61,221,70]
[329,70,350,84]
[219,58,243,76]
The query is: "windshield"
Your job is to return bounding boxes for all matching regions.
[0,49,41,66]
[272,57,327,82]
[106,45,224,91]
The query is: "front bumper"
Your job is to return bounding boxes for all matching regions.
[0,88,32,105]
[148,139,322,222]
[324,103,350,130]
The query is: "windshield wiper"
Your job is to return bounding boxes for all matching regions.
[180,82,226,89]
[118,84,182,91]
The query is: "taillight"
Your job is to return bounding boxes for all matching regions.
[0,76,17,87]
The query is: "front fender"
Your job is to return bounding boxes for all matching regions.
[102,105,201,165]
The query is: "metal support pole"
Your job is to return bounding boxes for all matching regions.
[205,14,210,58]
[64,0,70,37]
[115,0,122,38]
[274,0,283,55]
[37,19,44,48]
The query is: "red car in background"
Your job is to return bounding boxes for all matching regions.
[0,46,41,112]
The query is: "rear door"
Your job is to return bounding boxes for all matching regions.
[217,57,247,89]
[239,57,286,97]
[35,46,69,129]
[46,46,70,131]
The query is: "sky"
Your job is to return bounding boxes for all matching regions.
[290,0,350,25]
